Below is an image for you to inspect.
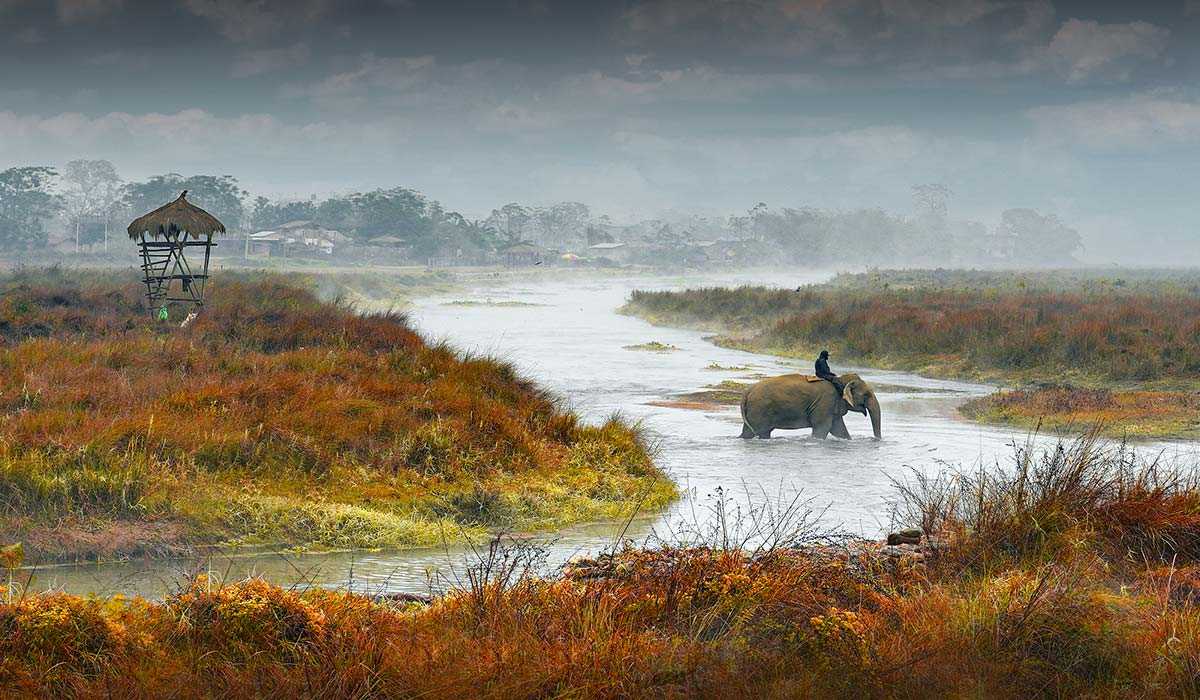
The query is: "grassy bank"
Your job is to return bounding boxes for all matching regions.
[5,435,1200,697]
[960,386,1200,440]
[0,269,674,563]
[622,269,1200,437]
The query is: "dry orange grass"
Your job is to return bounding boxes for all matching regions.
[0,270,673,561]
[5,436,1200,697]
[626,283,1200,383]
[961,386,1200,439]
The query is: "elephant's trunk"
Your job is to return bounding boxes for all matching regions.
[867,395,882,439]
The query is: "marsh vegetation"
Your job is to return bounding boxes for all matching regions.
[0,269,674,562]
[623,269,1200,438]
[6,436,1200,697]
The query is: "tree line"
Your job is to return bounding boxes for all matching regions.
[0,161,1083,265]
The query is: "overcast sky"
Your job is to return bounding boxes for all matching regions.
[2,0,1198,261]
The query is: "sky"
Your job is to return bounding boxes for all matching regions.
[2,0,1199,261]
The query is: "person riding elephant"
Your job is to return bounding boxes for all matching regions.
[815,350,844,393]
[739,372,881,440]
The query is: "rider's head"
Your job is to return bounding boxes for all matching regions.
[819,350,829,359]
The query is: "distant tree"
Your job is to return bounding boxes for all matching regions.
[314,196,357,232]
[431,213,500,257]
[648,223,685,248]
[60,159,123,252]
[745,202,769,242]
[950,219,990,263]
[349,188,434,245]
[453,215,501,250]
[0,166,61,252]
[912,183,951,221]
[832,208,899,265]
[486,203,532,246]
[586,225,614,246]
[248,196,316,231]
[912,183,953,257]
[998,208,1082,264]
[533,202,590,248]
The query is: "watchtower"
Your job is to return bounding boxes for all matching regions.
[127,191,225,316]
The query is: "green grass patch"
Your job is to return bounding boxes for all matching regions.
[622,341,679,352]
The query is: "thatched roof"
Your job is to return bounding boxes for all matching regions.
[127,191,226,240]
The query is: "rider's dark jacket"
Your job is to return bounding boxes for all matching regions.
[815,357,837,381]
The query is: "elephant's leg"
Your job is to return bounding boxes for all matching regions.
[811,418,832,440]
[757,427,773,439]
[740,422,756,439]
[831,416,851,440]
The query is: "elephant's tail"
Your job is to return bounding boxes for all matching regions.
[739,392,755,438]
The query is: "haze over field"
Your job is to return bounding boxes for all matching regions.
[2,0,1199,262]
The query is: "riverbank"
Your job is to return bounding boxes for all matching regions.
[5,435,1200,697]
[621,269,1200,438]
[960,386,1200,440]
[0,269,675,563]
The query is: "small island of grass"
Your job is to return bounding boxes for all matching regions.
[0,270,675,563]
[622,341,679,352]
[441,299,546,307]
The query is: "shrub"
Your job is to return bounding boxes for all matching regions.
[162,576,326,663]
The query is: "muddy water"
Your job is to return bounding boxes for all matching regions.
[26,272,1200,598]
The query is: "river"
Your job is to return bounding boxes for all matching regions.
[24,271,1200,598]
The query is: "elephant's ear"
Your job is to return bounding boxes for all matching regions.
[842,384,855,407]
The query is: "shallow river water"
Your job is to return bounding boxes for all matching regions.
[27,272,1200,598]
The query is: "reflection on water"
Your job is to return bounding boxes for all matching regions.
[28,272,1200,598]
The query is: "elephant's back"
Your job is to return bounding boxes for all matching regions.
[749,373,809,395]
[744,374,814,407]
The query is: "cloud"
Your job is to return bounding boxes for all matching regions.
[281,54,436,104]
[85,50,151,70]
[476,102,562,133]
[0,109,411,183]
[558,63,819,104]
[231,43,311,78]
[182,0,332,41]
[1044,19,1170,83]
[605,122,1004,209]
[619,0,1038,62]
[1026,93,1200,149]
[14,26,42,43]
[618,0,1171,85]
[56,0,124,22]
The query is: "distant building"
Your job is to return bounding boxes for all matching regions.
[499,241,546,266]
[588,241,631,263]
[246,230,283,257]
[247,220,347,257]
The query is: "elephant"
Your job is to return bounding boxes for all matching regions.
[739,372,881,440]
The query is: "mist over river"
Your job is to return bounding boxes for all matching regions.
[28,272,1200,598]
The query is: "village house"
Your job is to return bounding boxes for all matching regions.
[499,241,547,266]
[245,220,347,258]
[587,241,631,264]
